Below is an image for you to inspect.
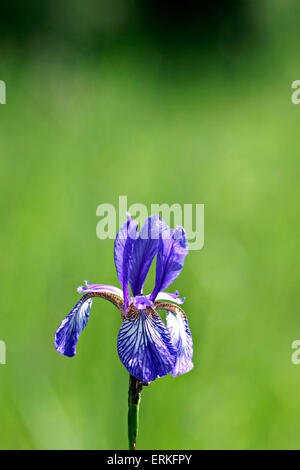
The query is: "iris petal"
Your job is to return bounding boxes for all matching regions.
[114,214,138,308]
[117,306,177,382]
[155,302,193,377]
[54,296,92,357]
[151,226,188,301]
[129,215,162,296]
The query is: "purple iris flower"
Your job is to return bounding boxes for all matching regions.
[54,214,193,383]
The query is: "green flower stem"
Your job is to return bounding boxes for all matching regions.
[128,374,149,450]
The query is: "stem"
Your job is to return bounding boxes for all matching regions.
[128,374,147,450]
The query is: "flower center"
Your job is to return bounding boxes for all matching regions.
[131,295,154,310]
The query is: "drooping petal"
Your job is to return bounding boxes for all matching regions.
[155,290,185,305]
[167,311,193,377]
[117,306,177,382]
[55,296,93,357]
[77,281,124,299]
[150,226,188,301]
[114,214,138,309]
[129,215,162,297]
[55,288,125,357]
[155,302,193,377]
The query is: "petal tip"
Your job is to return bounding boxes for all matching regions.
[171,361,194,377]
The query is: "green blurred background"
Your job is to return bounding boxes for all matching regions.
[0,0,300,450]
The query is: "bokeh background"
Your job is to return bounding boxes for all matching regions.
[1,0,300,450]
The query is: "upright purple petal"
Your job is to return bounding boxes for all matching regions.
[54,296,92,357]
[114,214,138,309]
[150,226,188,301]
[117,306,177,382]
[129,215,161,296]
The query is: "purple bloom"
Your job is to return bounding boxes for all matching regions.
[54,214,193,382]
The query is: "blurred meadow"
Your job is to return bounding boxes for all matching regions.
[0,0,300,449]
